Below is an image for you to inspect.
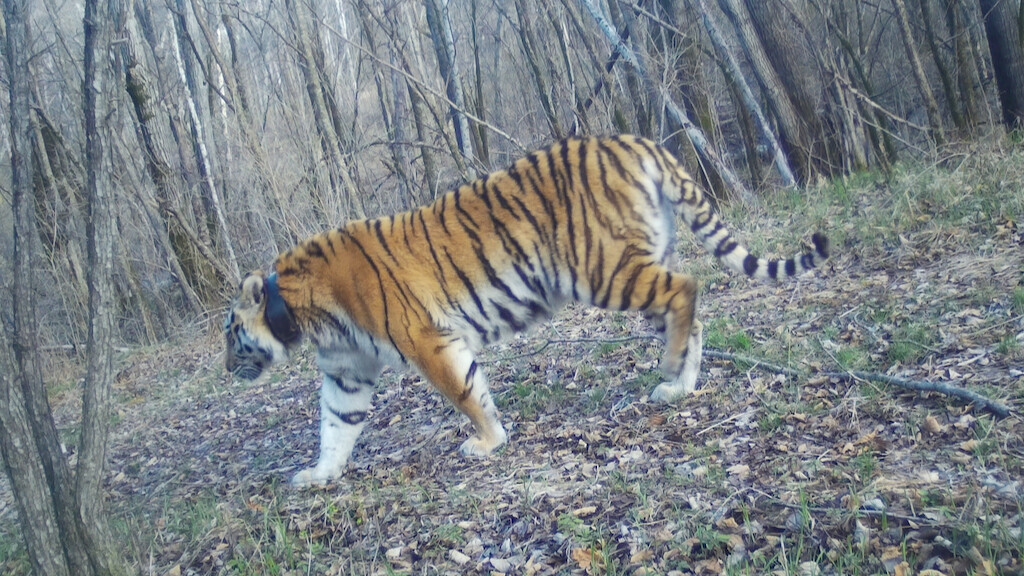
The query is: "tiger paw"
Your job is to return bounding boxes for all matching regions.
[650,382,688,403]
[459,430,507,457]
[290,466,342,488]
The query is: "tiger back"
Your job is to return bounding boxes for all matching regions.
[224,135,828,486]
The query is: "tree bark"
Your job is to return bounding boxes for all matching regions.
[918,0,965,130]
[892,0,946,142]
[424,0,476,175]
[2,1,94,572]
[120,24,217,312]
[578,0,755,203]
[79,0,134,571]
[171,0,240,282]
[944,0,983,127]
[0,3,73,571]
[696,0,796,186]
[0,331,70,576]
[285,0,364,220]
[978,0,1024,127]
[513,0,563,140]
[719,0,820,181]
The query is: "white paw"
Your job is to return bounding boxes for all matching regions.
[651,382,686,403]
[290,466,342,488]
[459,430,506,457]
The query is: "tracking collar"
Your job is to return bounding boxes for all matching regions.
[264,272,301,345]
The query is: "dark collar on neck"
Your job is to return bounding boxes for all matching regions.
[264,272,301,345]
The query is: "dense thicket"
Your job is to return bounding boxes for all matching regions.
[1,0,1021,348]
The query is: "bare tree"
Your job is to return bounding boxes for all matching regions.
[425,0,476,176]
[0,0,132,573]
[695,0,796,186]
[892,0,945,142]
[978,0,1024,127]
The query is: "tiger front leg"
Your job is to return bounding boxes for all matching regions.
[415,338,507,458]
[291,370,377,487]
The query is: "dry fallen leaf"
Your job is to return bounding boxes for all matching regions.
[448,549,470,565]
[573,505,598,517]
[572,548,594,570]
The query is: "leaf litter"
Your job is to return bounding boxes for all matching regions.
[1,198,1022,576]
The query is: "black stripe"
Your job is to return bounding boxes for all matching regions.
[454,187,481,231]
[327,406,367,425]
[437,194,452,235]
[619,260,653,310]
[767,260,779,280]
[743,254,758,276]
[785,259,796,276]
[800,253,814,269]
[490,185,521,221]
[690,209,713,232]
[700,220,725,240]
[444,248,489,319]
[714,238,738,257]
[639,271,660,311]
[327,375,364,395]
[493,302,527,331]
[373,220,396,260]
[305,239,326,260]
[347,235,406,363]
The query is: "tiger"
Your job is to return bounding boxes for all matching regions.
[224,135,828,487]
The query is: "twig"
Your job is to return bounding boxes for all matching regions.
[819,369,1010,418]
[748,488,944,527]
[704,348,1011,418]
[486,335,1011,417]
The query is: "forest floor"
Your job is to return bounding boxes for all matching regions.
[2,146,1024,576]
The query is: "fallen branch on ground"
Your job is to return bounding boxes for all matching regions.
[488,336,1012,417]
[706,349,1011,418]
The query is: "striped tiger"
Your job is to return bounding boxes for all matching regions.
[224,135,828,486]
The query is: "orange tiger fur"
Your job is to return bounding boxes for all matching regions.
[224,135,828,486]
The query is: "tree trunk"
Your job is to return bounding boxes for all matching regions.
[978,0,1024,127]
[513,0,563,140]
[696,0,796,186]
[0,4,72,571]
[285,0,364,220]
[1,0,132,573]
[424,0,476,175]
[196,0,292,248]
[944,0,983,127]
[79,0,133,571]
[918,0,966,130]
[892,0,946,142]
[120,11,210,312]
[719,0,819,181]
[0,332,69,576]
[605,0,653,137]
[170,0,240,282]
[2,2,94,572]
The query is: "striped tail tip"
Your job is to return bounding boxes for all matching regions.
[811,232,829,260]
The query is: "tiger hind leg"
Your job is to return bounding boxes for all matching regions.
[607,263,701,402]
[650,319,703,401]
[413,337,507,457]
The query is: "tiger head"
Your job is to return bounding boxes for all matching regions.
[224,272,297,380]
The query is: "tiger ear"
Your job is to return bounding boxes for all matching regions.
[239,273,266,309]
